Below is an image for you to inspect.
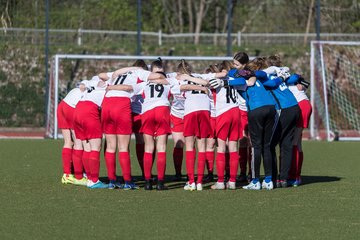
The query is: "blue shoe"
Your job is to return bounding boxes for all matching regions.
[88,180,109,189]
[123,181,140,190]
[108,180,123,189]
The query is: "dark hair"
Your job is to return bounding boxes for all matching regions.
[133,59,148,70]
[233,52,249,65]
[150,57,164,72]
[177,59,192,74]
[266,55,282,67]
[155,71,167,78]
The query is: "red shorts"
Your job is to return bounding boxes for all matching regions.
[297,99,312,128]
[140,106,171,136]
[209,116,217,139]
[183,110,211,138]
[216,107,241,141]
[170,114,184,133]
[239,109,248,138]
[101,97,132,135]
[57,101,75,129]
[73,101,102,141]
[132,113,142,134]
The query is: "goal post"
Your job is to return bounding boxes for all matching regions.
[46,54,233,139]
[310,41,360,141]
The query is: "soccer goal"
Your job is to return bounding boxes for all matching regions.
[310,41,360,141]
[46,54,233,139]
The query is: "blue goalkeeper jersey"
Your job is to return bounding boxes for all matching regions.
[228,77,276,111]
[259,73,298,109]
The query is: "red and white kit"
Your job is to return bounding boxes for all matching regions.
[139,79,180,136]
[57,87,85,129]
[169,75,186,133]
[183,73,212,138]
[73,78,108,141]
[214,85,241,141]
[288,85,312,128]
[101,69,151,135]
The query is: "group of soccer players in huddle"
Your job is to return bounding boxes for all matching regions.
[58,51,312,191]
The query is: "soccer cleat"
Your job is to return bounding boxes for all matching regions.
[88,180,109,189]
[156,180,168,191]
[262,180,274,190]
[237,173,248,183]
[276,180,288,188]
[144,180,153,190]
[108,180,123,189]
[196,183,203,191]
[211,182,225,190]
[73,177,88,186]
[203,173,214,183]
[290,178,301,187]
[173,174,182,182]
[226,181,236,190]
[183,182,196,191]
[242,180,261,190]
[61,174,75,184]
[123,181,140,190]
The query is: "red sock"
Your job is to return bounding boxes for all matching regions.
[82,151,91,178]
[298,151,304,178]
[89,150,100,182]
[173,147,183,175]
[288,146,298,179]
[136,143,145,175]
[72,149,83,180]
[205,151,214,173]
[143,152,153,180]
[119,151,132,182]
[229,152,239,182]
[216,152,226,182]
[239,147,248,174]
[104,151,116,181]
[61,148,72,175]
[157,152,166,181]
[197,152,206,184]
[186,150,195,184]
[225,152,230,177]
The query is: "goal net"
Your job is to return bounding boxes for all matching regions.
[46,54,233,139]
[310,41,360,141]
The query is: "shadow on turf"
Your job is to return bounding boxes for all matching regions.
[299,175,341,186]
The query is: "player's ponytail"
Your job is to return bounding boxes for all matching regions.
[177,59,192,75]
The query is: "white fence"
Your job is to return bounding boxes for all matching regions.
[2,27,360,47]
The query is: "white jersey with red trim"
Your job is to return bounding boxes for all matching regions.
[105,69,151,98]
[238,95,247,111]
[63,88,85,108]
[183,80,210,116]
[192,73,216,116]
[169,78,185,119]
[288,85,309,102]
[80,78,110,107]
[138,81,179,114]
[213,86,240,116]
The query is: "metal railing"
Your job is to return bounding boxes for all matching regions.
[2,27,360,47]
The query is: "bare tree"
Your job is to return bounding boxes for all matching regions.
[178,0,183,33]
[194,0,213,44]
[187,0,194,33]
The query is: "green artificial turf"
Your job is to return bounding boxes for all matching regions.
[0,140,359,240]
